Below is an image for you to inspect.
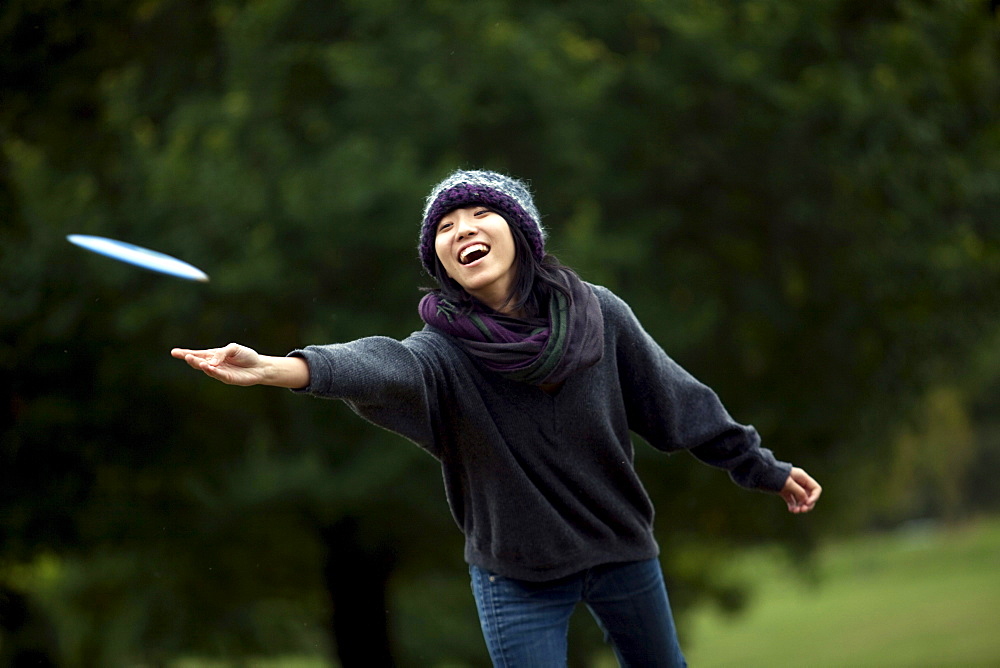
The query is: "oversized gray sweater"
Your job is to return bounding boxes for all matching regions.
[291,284,791,581]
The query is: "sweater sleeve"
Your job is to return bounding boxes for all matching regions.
[288,334,440,457]
[600,287,791,492]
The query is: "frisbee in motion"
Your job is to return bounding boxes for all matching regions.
[67,234,209,282]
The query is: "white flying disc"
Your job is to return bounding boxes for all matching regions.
[67,234,209,282]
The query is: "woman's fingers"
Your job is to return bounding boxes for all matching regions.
[171,348,211,371]
[172,344,239,364]
[170,345,235,375]
[781,482,804,512]
[792,468,822,512]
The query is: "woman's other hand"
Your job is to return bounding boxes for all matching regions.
[780,467,822,514]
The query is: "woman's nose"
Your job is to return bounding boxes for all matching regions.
[455,217,477,239]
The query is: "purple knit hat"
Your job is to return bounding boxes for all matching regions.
[419,170,546,275]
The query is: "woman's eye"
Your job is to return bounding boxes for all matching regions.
[474,209,489,217]
[438,222,453,232]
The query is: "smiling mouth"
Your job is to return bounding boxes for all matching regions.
[459,243,490,265]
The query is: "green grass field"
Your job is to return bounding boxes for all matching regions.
[683,517,1000,667]
[171,517,1000,667]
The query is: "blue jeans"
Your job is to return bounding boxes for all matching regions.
[470,558,687,667]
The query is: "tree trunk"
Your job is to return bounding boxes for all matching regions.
[320,519,397,667]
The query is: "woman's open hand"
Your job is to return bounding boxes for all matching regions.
[171,343,267,386]
[171,343,310,389]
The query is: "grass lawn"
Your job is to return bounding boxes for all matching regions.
[684,517,1000,667]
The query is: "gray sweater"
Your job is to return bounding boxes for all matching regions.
[291,284,791,581]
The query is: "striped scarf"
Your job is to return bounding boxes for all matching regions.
[418,271,604,386]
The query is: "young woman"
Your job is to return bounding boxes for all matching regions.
[172,170,821,667]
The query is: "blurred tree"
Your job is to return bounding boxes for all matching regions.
[881,387,977,521]
[0,585,58,667]
[2,0,999,664]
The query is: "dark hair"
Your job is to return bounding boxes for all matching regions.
[425,211,574,317]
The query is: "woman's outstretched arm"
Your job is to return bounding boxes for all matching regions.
[171,343,309,389]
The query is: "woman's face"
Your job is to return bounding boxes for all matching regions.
[434,206,517,312]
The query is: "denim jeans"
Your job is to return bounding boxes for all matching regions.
[470,558,687,668]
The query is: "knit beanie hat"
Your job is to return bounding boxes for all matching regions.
[419,170,546,275]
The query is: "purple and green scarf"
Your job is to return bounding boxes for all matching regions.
[418,270,604,386]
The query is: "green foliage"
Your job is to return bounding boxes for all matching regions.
[3,0,999,664]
